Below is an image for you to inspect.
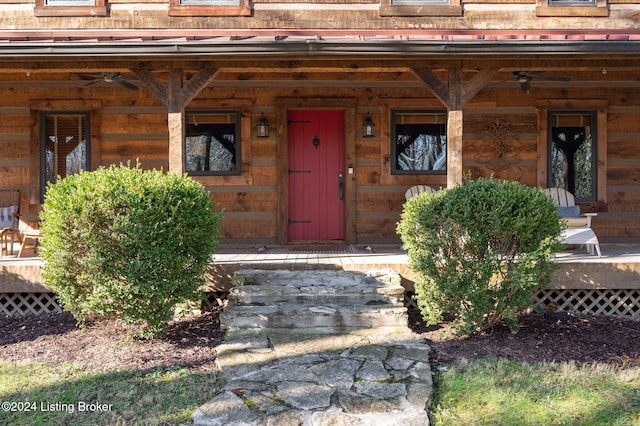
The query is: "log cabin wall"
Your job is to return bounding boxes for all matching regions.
[3,67,640,245]
[2,1,640,245]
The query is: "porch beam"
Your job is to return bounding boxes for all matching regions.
[461,67,498,106]
[411,68,450,107]
[412,66,496,187]
[131,67,220,175]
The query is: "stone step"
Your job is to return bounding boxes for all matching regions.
[220,269,411,336]
[228,286,404,307]
[229,269,406,308]
[232,269,402,289]
[221,304,409,330]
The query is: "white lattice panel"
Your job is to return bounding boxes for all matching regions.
[535,289,640,319]
[0,293,62,317]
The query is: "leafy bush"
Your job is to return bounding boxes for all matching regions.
[40,164,223,337]
[397,177,564,335]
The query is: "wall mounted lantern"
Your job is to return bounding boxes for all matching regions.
[362,113,375,138]
[256,113,269,138]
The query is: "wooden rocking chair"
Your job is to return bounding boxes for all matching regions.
[543,187,601,257]
[0,190,20,256]
[405,185,437,201]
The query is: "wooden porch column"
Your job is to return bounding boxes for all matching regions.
[167,111,185,175]
[412,66,496,187]
[447,67,463,188]
[133,67,220,175]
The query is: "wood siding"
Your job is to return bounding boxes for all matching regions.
[3,1,640,244]
[2,66,640,245]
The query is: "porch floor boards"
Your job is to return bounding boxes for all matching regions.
[3,244,640,266]
[3,244,640,294]
[211,245,640,265]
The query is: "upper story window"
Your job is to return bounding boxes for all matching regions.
[34,0,108,16]
[536,0,608,16]
[180,0,237,5]
[391,0,449,3]
[168,0,250,16]
[548,0,596,4]
[185,110,241,176]
[391,110,447,175]
[379,0,461,16]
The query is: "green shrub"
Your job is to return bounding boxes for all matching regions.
[40,164,223,337]
[397,177,564,336]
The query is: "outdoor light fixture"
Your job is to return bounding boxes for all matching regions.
[362,113,375,138]
[256,113,269,138]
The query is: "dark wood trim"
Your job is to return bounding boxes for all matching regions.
[276,105,289,246]
[535,99,608,203]
[186,98,254,186]
[28,99,102,206]
[380,99,447,187]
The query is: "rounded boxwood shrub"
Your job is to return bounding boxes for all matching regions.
[39,164,223,337]
[397,177,564,336]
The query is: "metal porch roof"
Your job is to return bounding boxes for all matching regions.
[1,29,640,58]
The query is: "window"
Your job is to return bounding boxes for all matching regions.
[391,0,449,3]
[548,111,596,201]
[379,0,461,16]
[185,110,240,176]
[44,0,93,5]
[41,112,90,194]
[391,110,447,175]
[548,0,595,4]
[34,0,108,16]
[168,0,250,16]
[536,0,607,16]
[180,0,237,4]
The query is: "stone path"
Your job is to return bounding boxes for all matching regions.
[192,269,433,426]
[193,330,432,426]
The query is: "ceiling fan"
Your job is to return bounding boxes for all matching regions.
[513,71,572,93]
[75,72,139,91]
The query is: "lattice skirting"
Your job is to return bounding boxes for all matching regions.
[0,293,62,317]
[3,290,639,320]
[202,291,229,311]
[534,289,640,319]
[405,289,640,320]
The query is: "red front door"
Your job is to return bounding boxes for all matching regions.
[288,110,345,241]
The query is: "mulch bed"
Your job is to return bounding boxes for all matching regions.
[0,310,224,373]
[1,307,640,374]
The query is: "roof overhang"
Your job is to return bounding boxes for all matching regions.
[1,29,640,59]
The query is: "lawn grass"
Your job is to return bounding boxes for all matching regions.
[431,358,640,426]
[3,357,640,425]
[0,360,223,426]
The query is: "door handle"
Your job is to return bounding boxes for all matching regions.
[338,172,344,201]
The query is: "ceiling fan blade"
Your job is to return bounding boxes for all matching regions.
[114,78,139,91]
[76,73,102,81]
[82,79,101,87]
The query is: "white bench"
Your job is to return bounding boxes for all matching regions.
[561,227,601,257]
